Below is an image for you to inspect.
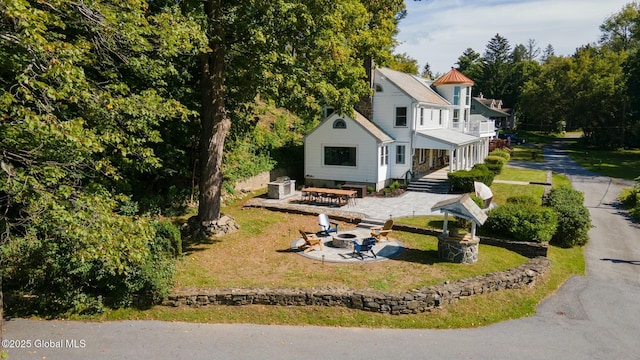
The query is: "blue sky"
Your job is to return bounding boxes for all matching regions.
[395,0,633,74]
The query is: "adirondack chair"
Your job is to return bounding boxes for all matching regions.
[298,230,323,253]
[370,219,393,241]
[352,237,377,259]
[318,214,338,236]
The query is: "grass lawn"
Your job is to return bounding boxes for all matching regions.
[85,238,584,329]
[509,145,544,162]
[490,183,545,205]
[566,146,640,181]
[496,168,547,183]
[174,208,528,291]
[76,175,584,329]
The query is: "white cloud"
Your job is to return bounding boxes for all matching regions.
[396,0,632,74]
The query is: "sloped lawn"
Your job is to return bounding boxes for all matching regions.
[174,207,528,292]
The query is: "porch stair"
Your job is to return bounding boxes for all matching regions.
[406,178,449,194]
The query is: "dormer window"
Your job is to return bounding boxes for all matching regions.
[332,119,347,129]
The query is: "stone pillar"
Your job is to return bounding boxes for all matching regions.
[438,236,479,264]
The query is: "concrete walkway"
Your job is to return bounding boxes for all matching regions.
[4,139,640,360]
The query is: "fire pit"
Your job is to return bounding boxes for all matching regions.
[332,233,358,248]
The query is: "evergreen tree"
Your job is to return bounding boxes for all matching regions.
[421,62,434,79]
[456,48,482,81]
[542,44,555,62]
[479,34,512,100]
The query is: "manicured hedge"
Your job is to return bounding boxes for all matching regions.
[546,186,591,247]
[482,203,558,243]
[484,155,507,175]
[448,164,495,193]
[489,149,511,161]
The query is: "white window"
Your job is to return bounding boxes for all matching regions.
[466,87,472,105]
[396,145,406,164]
[453,86,460,105]
[453,109,460,122]
[380,146,388,166]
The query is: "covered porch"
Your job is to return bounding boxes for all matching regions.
[413,129,486,173]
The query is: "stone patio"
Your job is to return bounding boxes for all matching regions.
[291,227,404,263]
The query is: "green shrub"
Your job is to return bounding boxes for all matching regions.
[489,149,511,161]
[547,186,591,247]
[482,203,558,242]
[448,165,495,193]
[367,186,375,194]
[631,207,640,222]
[619,177,640,222]
[470,194,485,208]
[484,155,507,175]
[507,195,539,206]
[389,180,400,191]
[152,220,183,257]
[1,191,176,315]
[620,187,639,208]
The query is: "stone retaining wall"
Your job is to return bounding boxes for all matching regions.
[163,257,550,315]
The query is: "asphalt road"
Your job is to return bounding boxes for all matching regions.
[3,140,640,360]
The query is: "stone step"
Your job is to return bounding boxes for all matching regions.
[407,179,449,194]
[357,218,386,229]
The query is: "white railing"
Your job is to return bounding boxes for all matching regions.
[451,119,495,136]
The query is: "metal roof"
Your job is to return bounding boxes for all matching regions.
[433,68,475,86]
[431,194,487,224]
[414,129,480,149]
[376,67,450,106]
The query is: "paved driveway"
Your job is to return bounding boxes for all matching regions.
[3,140,640,360]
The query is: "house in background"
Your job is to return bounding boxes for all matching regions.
[304,67,496,191]
[471,94,516,129]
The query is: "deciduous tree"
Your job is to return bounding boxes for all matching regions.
[196,0,405,232]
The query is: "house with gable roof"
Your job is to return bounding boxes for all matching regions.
[471,93,516,129]
[303,67,495,191]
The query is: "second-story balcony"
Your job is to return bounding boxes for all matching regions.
[452,118,496,137]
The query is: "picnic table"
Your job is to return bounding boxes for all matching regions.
[301,187,357,206]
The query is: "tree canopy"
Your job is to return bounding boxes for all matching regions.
[0,0,406,314]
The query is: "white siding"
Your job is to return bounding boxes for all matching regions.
[304,114,379,184]
[372,75,414,143]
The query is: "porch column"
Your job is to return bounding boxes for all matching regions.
[429,149,433,169]
[449,148,454,172]
[464,145,471,170]
[466,145,471,169]
[471,144,477,166]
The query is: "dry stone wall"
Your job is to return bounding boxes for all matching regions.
[163,257,550,315]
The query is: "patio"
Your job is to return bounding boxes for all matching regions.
[291,226,405,263]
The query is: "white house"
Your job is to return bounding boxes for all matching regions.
[304,67,495,191]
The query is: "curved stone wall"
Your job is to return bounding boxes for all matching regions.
[162,257,550,315]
